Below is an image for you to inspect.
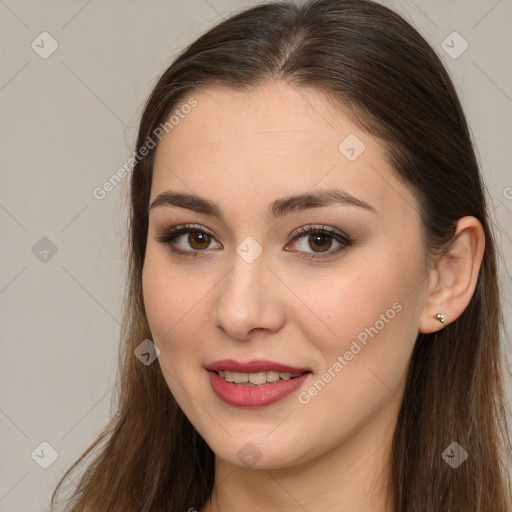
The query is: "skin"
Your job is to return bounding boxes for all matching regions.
[142,81,485,512]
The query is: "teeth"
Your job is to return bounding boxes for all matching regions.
[227,371,248,383]
[217,370,303,385]
[248,371,267,385]
[233,371,249,383]
[266,371,280,382]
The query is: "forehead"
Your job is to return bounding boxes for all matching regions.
[158,82,358,161]
[150,81,418,223]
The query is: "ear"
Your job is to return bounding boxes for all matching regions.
[419,216,485,334]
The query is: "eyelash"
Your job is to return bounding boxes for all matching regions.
[155,223,355,261]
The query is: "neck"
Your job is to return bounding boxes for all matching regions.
[202,395,399,512]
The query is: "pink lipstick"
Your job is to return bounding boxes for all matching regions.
[205,359,312,408]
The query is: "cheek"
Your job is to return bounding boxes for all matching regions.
[292,269,420,439]
[142,248,207,353]
[294,250,424,368]
[142,252,214,405]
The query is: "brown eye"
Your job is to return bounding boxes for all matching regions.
[155,224,222,256]
[156,223,353,260]
[308,233,333,252]
[188,231,211,250]
[284,225,355,260]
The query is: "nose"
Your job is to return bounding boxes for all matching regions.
[212,254,286,341]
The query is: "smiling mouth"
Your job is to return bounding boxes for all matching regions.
[215,370,306,385]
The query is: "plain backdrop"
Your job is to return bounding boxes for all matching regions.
[0,1,511,510]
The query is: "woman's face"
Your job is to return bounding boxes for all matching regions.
[142,81,430,469]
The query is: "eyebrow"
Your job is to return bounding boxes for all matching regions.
[148,188,376,220]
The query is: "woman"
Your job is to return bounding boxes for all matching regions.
[52,0,512,510]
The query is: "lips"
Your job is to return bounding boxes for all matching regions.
[205,359,312,408]
[205,359,310,374]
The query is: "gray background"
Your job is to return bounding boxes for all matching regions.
[0,1,510,510]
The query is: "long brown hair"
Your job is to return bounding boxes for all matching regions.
[51,0,512,510]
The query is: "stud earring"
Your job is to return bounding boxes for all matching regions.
[433,313,446,324]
